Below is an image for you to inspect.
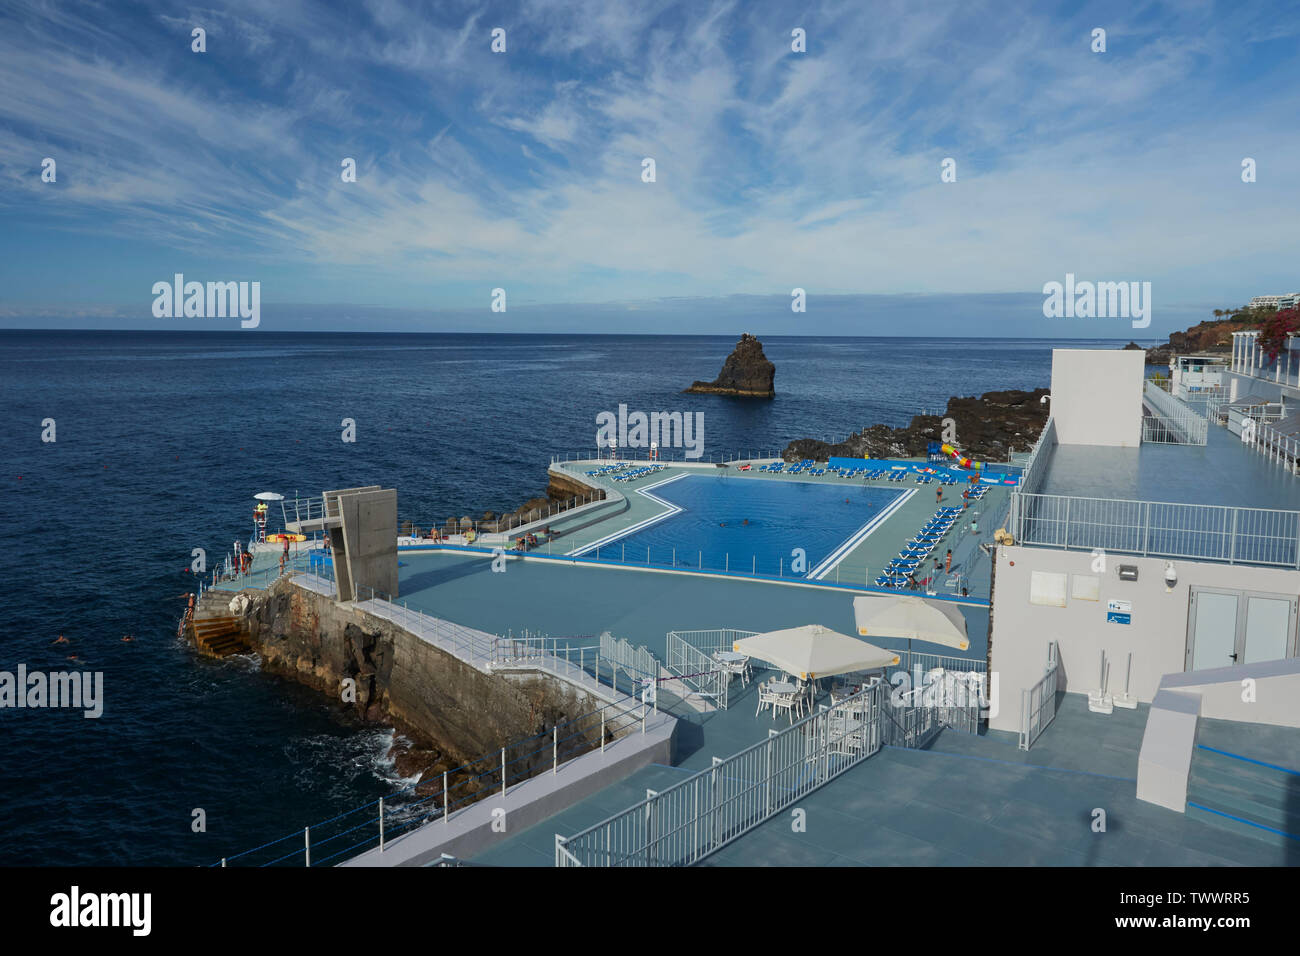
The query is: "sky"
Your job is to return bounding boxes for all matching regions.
[0,0,1297,335]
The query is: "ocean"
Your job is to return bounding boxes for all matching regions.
[0,330,1125,865]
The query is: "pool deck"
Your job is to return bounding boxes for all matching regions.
[353,547,1293,867]
[520,459,1009,600]
[217,459,1296,868]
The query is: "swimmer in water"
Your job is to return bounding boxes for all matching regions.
[53,635,68,645]
[121,635,134,643]
[719,522,726,527]
[742,519,749,526]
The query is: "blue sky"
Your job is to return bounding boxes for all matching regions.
[0,0,1298,335]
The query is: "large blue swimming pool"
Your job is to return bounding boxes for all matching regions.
[574,473,908,577]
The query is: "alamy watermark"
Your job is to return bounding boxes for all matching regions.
[1,664,103,718]
[595,404,704,459]
[1042,273,1150,329]
[151,274,260,328]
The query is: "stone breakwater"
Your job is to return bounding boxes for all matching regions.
[783,388,1050,464]
[238,576,603,791]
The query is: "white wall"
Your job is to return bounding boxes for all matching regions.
[988,544,1300,733]
[1050,349,1144,447]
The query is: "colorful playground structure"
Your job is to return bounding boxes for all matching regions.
[936,442,984,471]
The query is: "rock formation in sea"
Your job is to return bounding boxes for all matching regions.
[684,333,776,397]
[782,388,1050,464]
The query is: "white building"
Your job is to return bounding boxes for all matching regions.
[1248,293,1298,309]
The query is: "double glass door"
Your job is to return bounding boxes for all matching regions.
[1187,588,1296,671]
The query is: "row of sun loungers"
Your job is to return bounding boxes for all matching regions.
[875,507,963,589]
[611,465,665,482]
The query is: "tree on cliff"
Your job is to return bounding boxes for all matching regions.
[1257,307,1300,361]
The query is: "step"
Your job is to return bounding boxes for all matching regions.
[1188,762,1296,818]
[1185,801,1299,851]
[1185,750,1300,845]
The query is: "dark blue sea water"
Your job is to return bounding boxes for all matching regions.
[0,330,1123,865]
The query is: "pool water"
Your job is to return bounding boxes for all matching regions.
[578,473,906,576]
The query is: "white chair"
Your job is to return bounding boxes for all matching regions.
[756,679,779,716]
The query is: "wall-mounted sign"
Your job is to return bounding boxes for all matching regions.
[1106,598,1131,625]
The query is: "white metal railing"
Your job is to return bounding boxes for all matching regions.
[600,631,659,683]
[554,681,888,866]
[1015,417,1056,499]
[1019,641,1060,750]
[1142,381,1208,445]
[1248,420,1300,473]
[1010,493,1300,567]
[665,629,759,710]
[215,689,649,867]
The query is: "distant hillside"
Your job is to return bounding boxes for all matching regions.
[1124,306,1278,363]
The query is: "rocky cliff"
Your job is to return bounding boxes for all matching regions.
[782,388,1049,463]
[239,577,603,791]
[684,333,776,397]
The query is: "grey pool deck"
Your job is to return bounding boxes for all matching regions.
[375,548,1294,867]
[470,695,1297,868]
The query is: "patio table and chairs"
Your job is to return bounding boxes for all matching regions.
[735,625,901,723]
[757,676,807,723]
[713,650,753,687]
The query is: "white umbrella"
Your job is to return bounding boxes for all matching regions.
[852,594,969,651]
[733,625,900,681]
[254,492,284,501]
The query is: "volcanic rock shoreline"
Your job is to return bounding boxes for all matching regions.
[782,388,1050,464]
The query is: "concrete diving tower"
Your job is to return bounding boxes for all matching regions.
[291,485,398,602]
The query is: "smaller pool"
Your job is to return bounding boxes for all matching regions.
[573,473,908,577]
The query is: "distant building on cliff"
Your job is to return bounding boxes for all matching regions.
[1248,293,1299,309]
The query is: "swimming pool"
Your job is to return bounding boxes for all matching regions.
[572,473,910,577]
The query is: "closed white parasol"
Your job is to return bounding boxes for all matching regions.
[852,594,969,651]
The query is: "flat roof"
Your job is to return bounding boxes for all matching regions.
[1039,423,1300,511]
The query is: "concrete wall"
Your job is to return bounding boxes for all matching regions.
[1050,349,1144,447]
[340,488,398,598]
[988,544,1300,733]
[1160,658,1300,729]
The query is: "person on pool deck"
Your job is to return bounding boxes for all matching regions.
[945,549,953,572]
[936,488,943,503]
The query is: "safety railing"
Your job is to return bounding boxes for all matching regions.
[892,662,989,737]
[1014,417,1055,499]
[213,689,650,867]
[404,489,611,542]
[554,681,888,866]
[599,630,659,682]
[665,629,759,710]
[1142,380,1208,445]
[1019,641,1060,751]
[550,450,793,467]
[1248,419,1300,473]
[1009,493,1300,568]
[350,583,498,664]
[208,549,317,592]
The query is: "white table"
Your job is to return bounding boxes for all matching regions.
[714,651,751,687]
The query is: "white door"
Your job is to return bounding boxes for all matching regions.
[1189,590,1240,670]
[1242,595,1294,664]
